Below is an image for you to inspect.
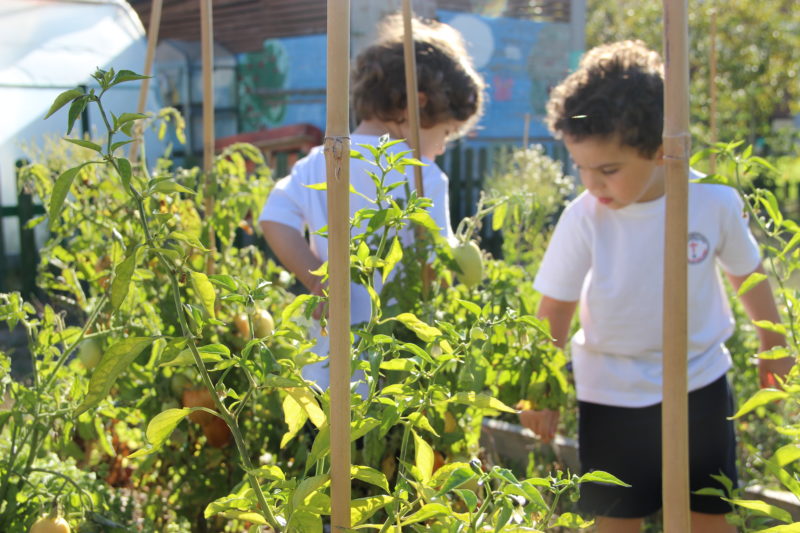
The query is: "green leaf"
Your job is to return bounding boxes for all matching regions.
[400,503,450,526]
[752,320,787,335]
[552,512,592,528]
[691,174,730,186]
[757,524,800,533]
[291,474,330,509]
[724,498,792,523]
[412,430,434,482]
[152,180,196,195]
[280,393,309,448]
[111,248,140,310]
[773,444,800,468]
[436,466,476,495]
[351,465,390,493]
[208,274,237,293]
[44,88,84,119]
[578,470,631,487]
[160,343,229,367]
[168,231,210,251]
[111,69,150,86]
[66,97,88,135]
[759,190,783,227]
[408,211,441,231]
[492,201,507,231]
[305,182,327,190]
[737,272,767,296]
[285,387,326,428]
[75,337,155,415]
[64,137,101,153]
[450,391,517,414]
[454,489,479,512]
[382,236,403,283]
[379,358,417,371]
[407,412,439,437]
[49,164,89,230]
[351,495,392,525]
[111,139,134,152]
[388,313,441,342]
[221,511,267,525]
[287,511,322,533]
[190,271,216,319]
[128,408,190,458]
[730,388,789,419]
[457,299,482,316]
[115,112,148,128]
[116,157,132,189]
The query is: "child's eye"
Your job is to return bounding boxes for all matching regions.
[601,168,619,176]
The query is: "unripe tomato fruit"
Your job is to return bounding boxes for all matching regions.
[77,339,103,369]
[252,309,275,338]
[452,241,483,288]
[233,313,250,338]
[30,515,71,533]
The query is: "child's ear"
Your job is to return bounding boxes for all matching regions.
[417,92,428,108]
[654,144,666,165]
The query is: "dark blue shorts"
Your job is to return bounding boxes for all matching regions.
[577,374,737,518]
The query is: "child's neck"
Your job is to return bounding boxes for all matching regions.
[353,119,405,140]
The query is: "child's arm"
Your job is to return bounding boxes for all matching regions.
[726,264,794,388]
[518,295,578,443]
[260,220,325,305]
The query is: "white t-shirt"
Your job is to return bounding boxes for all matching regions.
[534,180,761,407]
[259,134,455,388]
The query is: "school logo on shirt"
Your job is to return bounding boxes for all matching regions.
[688,232,710,264]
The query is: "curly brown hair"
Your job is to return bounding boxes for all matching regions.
[545,40,664,158]
[351,14,485,138]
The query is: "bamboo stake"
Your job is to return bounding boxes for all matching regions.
[709,1,718,173]
[325,0,352,530]
[402,0,424,197]
[662,1,691,532]
[129,0,163,164]
[522,112,531,148]
[401,0,433,297]
[200,0,216,276]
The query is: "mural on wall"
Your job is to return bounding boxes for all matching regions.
[238,39,289,130]
[526,23,571,117]
[440,11,571,140]
[235,12,573,142]
[237,35,327,132]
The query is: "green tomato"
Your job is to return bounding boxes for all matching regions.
[77,339,103,369]
[452,240,484,288]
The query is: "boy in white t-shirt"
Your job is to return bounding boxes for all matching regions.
[519,40,793,533]
[258,14,485,390]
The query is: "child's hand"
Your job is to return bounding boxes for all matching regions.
[518,408,559,444]
[759,356,795,389]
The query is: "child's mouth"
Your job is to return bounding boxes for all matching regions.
[597,197,613,205]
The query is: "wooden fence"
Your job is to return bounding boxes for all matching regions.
[0,161,42,298]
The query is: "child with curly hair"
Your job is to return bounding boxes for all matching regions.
[259,14,485,390]
[519,40,792,533]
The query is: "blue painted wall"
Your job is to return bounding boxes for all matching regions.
[237,12,573,145]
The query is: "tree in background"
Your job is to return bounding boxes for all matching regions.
[585,0,799,153]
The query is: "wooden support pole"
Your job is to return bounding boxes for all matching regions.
[709,1,718,173]
[326,0,352,530]
[662,1,691,532]
[129,0,162,164]
[200,0,216,275]
[402,0,424,197]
